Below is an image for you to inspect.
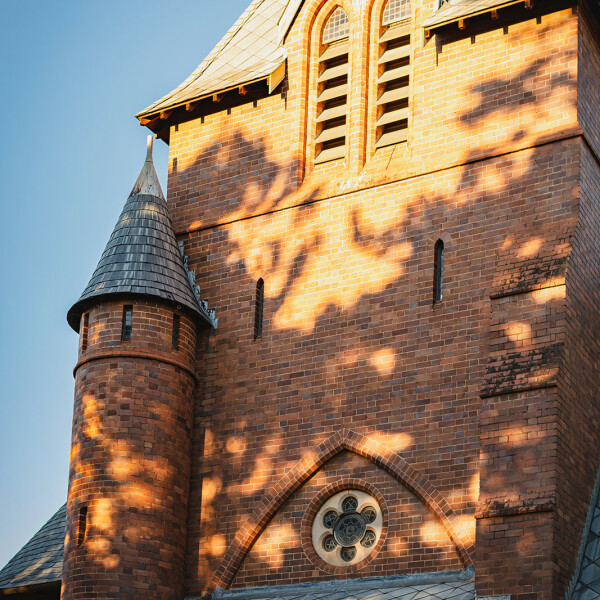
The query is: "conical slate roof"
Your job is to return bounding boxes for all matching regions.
[67,137,213,331]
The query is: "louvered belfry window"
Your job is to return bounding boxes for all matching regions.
[315,7,350,164]
[376,0,411,149]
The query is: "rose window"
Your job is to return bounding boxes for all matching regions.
[312,490,383,567]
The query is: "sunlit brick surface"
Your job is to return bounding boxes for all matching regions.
[163,3,600,598]
[62,300,197,600]
[62,2,600,600]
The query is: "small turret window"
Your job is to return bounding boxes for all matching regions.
[433,239,444,303]
[254,279,264,340]
[77,506,88,546]
[172,314,181,350]
[122,306,133,340]
[81,313,89,353]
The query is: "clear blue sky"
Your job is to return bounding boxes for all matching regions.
[0,0,250,568]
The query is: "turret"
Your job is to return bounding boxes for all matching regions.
[61,137,215,600]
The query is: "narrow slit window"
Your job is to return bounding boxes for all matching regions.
[315,7,350,164]
[254,278,264,340]
[172,314,181,350]
[78,506,88,546]
[376,0,411,149]
[433,239,444,303]
[122,305,133,340]
[81,312,89,353]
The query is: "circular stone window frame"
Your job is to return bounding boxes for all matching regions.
[301,480,388,575]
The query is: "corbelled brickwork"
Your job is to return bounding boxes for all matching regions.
[62,300,197,600]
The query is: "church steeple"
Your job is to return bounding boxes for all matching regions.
[61,137,208,600]
[67,136,215,331]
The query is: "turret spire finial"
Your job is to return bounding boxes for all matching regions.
[146,135,153,162]
[125,135,163,199]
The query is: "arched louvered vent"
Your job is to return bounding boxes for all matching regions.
[376,0,411,149]
[315,7,350,164]
[323,6,350,43]
[382,0,411,24]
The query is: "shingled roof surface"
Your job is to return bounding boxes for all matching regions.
[567,465,600,600]
[67,140,210,330]
[137,0,288,118]
[0,504,65,590]
[423,0,529,29]
[212,570,476,600]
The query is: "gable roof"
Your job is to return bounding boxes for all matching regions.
[137,0,289,119]
[0,504,65,593]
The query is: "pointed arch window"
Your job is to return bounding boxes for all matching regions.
[376,0,411,148]
[322,7,350,42]
[254,278,264,340]
[433,239,444,303]
[315,7,350,164]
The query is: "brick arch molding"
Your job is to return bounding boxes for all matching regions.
[211,428,473,591]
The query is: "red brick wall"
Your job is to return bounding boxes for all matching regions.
[233,452,462,587]
[167,3,578,233]
[156,1,591,599]
[578,1,600,159]
[553,140,600,598]
[476,511,554,599]
[62,300,197,600]
[177,135,579,597]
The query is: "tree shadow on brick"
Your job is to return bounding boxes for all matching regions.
[154,36,600,598]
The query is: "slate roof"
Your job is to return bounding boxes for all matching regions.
[67,137,216,331]
[210,570,475,600]
[137,0,288,118]
[567,464,600,600]
[423,0,531,30]
[0,504,65,591]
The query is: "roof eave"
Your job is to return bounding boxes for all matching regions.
[67,290,213,334]
[422,0,560,35]
[136,61,286,125]
[0,580,61,596]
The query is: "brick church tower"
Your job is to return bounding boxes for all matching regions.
[2,2,600,600]
[62,137,216,600]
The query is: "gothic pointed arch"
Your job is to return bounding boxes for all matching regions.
[211,429,473,591]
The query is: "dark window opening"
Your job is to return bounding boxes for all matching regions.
[172,314,181,350]
[78,506,88,546]
[254,279,264,340]
[433,239,444,303]
[122,305,133,340]
[81,313,89,353]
